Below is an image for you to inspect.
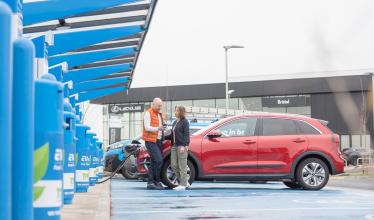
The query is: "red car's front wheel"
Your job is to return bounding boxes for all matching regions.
[161,159,195,189]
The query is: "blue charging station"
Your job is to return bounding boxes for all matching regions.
[86,132,98,186]
[0,0,153,218]
[92,137,100,183]
[63,102,76,204]
[75,124,90,193]
[0,3,12,220]
[96,141,104,179]
[34,73,64,220]
[12,38,35,220]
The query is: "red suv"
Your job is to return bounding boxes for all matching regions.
[136,113,344,190]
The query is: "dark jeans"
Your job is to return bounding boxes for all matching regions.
[145,140,163,184]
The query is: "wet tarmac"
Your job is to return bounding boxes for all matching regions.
[111,179,374,220]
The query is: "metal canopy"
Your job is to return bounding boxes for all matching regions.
[63,63,132,83]
[48,47,136,68]
[24,0,158,102]
[48,25,143,56]
[23,0,140,26]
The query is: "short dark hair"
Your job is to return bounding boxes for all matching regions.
[175,106,186,119]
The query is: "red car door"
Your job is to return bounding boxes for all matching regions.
[257,117,308,174]
[201,117,258,175]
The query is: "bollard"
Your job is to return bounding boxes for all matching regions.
[34,74,64,220]
[63,103,76,204]
[96,141,104,179]
[0,3,12,220]
[75,124,90,193]
[86,133,98,186]
[12,38,35,220]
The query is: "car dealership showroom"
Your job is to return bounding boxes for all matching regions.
[2,0,374,220]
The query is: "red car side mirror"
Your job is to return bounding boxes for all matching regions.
[207,130,222,139]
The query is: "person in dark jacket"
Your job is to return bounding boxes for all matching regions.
[167,106,190,190]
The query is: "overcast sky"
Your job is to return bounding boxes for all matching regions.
[131,0,374,88]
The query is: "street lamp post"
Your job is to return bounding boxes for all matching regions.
[224,45,244,114]
[371,73,374,154]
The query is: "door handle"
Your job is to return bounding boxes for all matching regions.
[292,138,306,143]
[243,140,256,144]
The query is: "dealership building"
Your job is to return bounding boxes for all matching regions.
[92,73,374,150]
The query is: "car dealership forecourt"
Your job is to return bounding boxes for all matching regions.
[1,0,374,220]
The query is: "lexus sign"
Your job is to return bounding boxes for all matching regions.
[109,104,144,114]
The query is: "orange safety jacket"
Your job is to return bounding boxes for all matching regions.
[142,108,165,143]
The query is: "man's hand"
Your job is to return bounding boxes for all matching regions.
[179,146,186,154]
[158,125,166,131]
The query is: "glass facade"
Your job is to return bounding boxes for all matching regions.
[108,94,313,140]
[193,99,215,108]
[105,94,370,150]
[215,98,240,110]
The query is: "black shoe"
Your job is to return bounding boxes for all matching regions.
[154,182,164,190]
[147,183,158,190]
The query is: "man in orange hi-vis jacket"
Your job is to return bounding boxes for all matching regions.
[142,97,166,190]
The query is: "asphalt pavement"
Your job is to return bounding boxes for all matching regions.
[111,178,374,220]
[328,176,374,191]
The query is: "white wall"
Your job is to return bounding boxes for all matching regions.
[81,103,104,141]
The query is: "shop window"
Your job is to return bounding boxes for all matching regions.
[351,135,361,149]
[262,107,286,113]
[340,135,350,149]
[143,102,151,111]
[229,98,239,110]
[123,112,130,121]
[239,97,262,111]
[172,100,193,110]
[361,135,371,149]
[215,99,226,109]
[193,99,215,108]
[134,122,142,138]
[286,106,311,116]
[134,112,142,121]
[214,98,239,110]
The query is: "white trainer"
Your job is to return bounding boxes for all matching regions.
[186,182,191,189]
[173,185,186,190]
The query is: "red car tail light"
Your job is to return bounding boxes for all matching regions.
[331,133,340,144]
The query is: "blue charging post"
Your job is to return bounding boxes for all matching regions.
[0,3,12,220]
[34,74,64,220]
[75,125,90,192]
[12,38,35,220]
[86,132,97,186]
[63,103,76,204]
[92,137,100,183]
[96,141,104,179]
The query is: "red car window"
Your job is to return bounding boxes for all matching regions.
[262,118,298,136]
[216,118,257,137]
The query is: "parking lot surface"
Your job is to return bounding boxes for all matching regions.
[111,179,374,220]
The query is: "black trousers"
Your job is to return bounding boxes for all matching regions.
[145,140,163,184]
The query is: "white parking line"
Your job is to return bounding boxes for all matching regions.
[293,199,374,205]
[112,207,374,215]
[112,195,374,201]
